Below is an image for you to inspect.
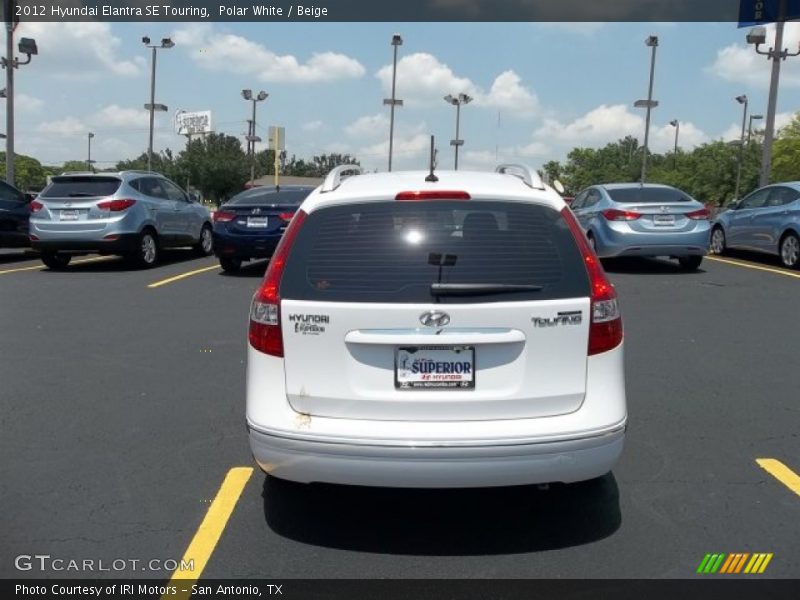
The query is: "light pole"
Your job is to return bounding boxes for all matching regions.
[383,34,403,172]
[745,8,800,186]
[444,93,472,170]
[634,35,659,183]
[734,95,748,201]
[142,36,174,172]
[747,114,763,145]
[241,89,268,185]
[669,119,679,168]
[87,132,94,171]
[2,2,38,187]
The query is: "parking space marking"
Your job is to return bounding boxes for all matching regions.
[164,467,253,599]
[757,459,800,498]
[707,256,800,280]
[148,264,220,289]
[0,256,114,275]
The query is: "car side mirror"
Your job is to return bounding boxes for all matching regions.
[727,200,740,210]
[188,192,199,203]
[24,193,36,203]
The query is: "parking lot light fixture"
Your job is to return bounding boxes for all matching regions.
[734,95,748,202]
[669,119,679,167]
[3,5,39,187]
[748,114,763,145]
[384,34,404,172]
[242,89,269,185]
[635,35,659,183]
[142,36,175,172]
[444,93,472,170]
[746,7,800,187]
[87,132,95,171]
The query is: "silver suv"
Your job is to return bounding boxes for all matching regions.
[30,171,213,269]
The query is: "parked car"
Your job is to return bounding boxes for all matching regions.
[0,179,35,249]
[29,171,213,269]
[212,185,315,272]
[570,183,710,270]
[710,182,800,269]
[246,165,626,488]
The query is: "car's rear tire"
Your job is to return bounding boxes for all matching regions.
[128,230,159,268]
[678,255,703,271]
[779,232,800,269]
[41,251,71,270]
[219,257,242,272]
[194,224,213,256]
[710,226,726,255]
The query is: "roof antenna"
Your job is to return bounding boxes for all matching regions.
[425,135,439,183]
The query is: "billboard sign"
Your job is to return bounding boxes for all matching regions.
[175,110,212,136]
[268,126,286,151]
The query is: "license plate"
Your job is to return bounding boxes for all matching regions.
[395,346,475,390]
[60,210,79,221]
[653,214,675,226]
[247,216,268,228]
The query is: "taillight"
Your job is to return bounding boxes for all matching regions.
[279,212,295,222]
[213,210,236,223]
[561,208,623,356]
[602,209,641,221]
[685,208,710,220]
[249,210,308,356]
[97,199,136,212]
[30,200,44,213]
[395,190,471,201]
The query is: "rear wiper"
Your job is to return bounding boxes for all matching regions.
[430,283,543,296]
[67,193,96,197]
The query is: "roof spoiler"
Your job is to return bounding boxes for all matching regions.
[495,164,546,190]
[320,165,363,193]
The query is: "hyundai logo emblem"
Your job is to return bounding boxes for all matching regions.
[252,208,261,215]
[420,310,450,328]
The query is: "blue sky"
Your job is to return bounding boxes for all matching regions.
[4,21,799,172]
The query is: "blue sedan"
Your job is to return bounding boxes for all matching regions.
[710,182,800,269]
[570,183,711,270]
[212,185,314,272]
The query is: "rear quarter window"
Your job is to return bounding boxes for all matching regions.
[607,187,691,203]
[281,200,590,304]
[40,177,122,199]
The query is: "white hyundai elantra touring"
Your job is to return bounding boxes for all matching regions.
[246,165,626,488]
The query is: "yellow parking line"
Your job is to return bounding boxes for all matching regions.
[148,264,219,289]
[757,458,800,498]
[163,467,253,600]
[707,256,800,279]
[0,255,113,275]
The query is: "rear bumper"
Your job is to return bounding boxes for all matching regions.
[593,221,710,258]
[30,233,140,255]
[248,421,625,488]
[212,231,281,260]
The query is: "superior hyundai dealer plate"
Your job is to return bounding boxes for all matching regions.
[395,346,475,390]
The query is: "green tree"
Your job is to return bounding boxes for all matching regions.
[177,133,249,204]
[771,112,800,182]
[0,153,48,190]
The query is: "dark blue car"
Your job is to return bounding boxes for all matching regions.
[212,185,314,272]
[0,179,34,249]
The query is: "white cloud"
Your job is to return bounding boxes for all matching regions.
[17,94,44,112]
[479,70,539,116]
[174,24,365,83]
[17,22,145,78]
[36,117,86,136]
[709,22,800,88]
[358,133,431,170]
[94,105,151,128]
[719,111,795,142]
[302,120,324,132]
[344,114,389,139]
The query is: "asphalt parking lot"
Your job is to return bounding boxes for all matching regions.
[1,248,798,581]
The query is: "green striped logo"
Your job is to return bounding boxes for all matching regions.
[696,553,773,574]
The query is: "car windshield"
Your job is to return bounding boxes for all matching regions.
[607,187,692,203]
[280,200,590,304]
[227,189,311,206]
[40,177,122,199]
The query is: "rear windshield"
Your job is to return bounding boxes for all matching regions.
[281,201,590,304]
[227,189,311,206]
[606,187,691,203]
[40,177,122,199]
